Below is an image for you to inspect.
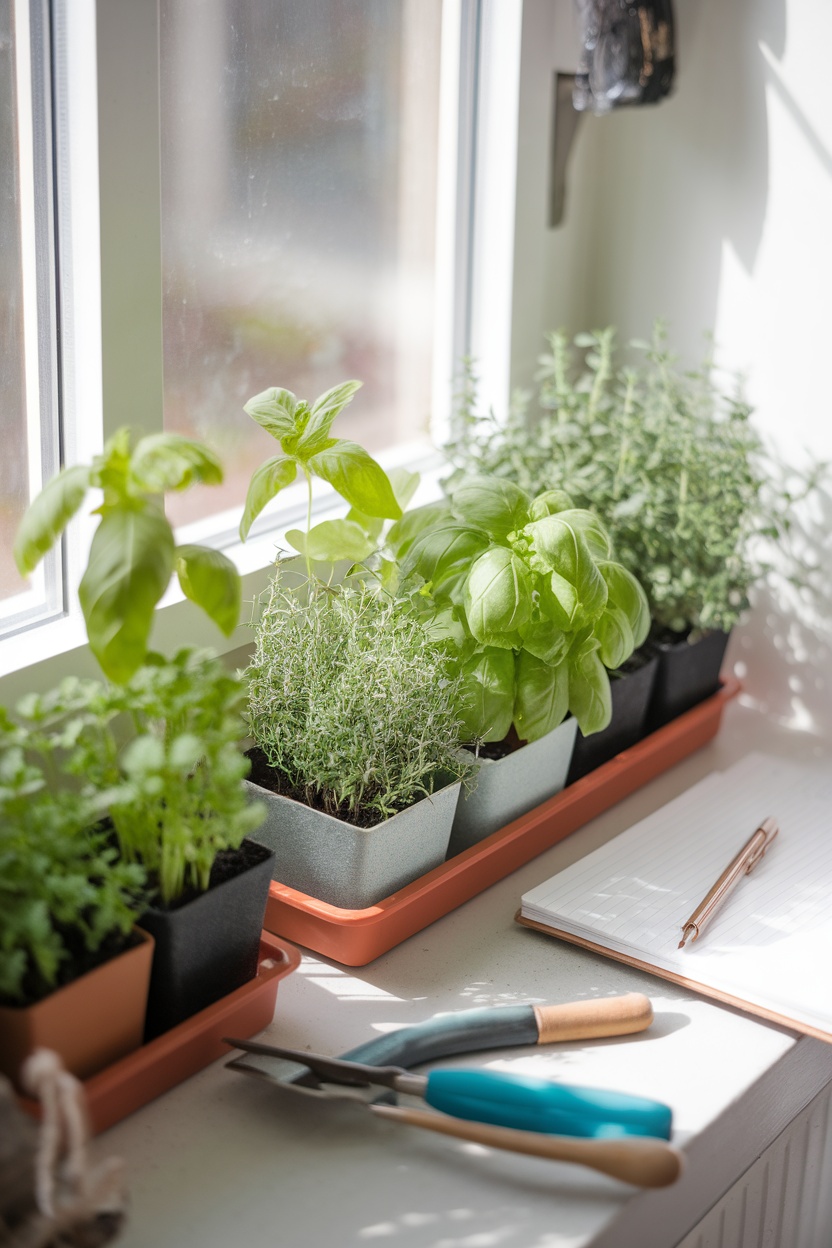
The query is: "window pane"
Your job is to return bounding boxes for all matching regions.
[0,0,32,601]
[0,0,60,630]
[160,0,444,529]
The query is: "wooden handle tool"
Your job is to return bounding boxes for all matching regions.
[369,1103,683,1188]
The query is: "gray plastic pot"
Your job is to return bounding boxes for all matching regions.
[447,716,578,858]
[246,776,462,910]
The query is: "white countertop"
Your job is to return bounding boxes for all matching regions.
[92,698,832,1248]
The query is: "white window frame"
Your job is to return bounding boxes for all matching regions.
[0,0,540,701]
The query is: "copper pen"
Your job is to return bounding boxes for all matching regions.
[678,816,779,949]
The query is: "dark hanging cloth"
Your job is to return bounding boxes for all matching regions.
[573,0,675,114]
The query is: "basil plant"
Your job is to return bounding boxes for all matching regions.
[391,476,650,743]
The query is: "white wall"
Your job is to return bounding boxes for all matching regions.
[528,0,832,738]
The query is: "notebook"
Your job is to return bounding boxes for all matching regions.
[517,753,832,1041]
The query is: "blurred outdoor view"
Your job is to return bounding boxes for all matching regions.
[160,0,444,527]
[0,0,32,603]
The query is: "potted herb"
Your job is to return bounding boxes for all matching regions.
[391,475,649,851]
[244,576,468,909]
[445,327,796,733]
[0,706,150,1084]
[13,430,271,1041]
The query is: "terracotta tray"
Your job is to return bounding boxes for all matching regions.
[264,679,740,966]
[19,932,300,1135]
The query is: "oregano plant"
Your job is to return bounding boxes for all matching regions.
[14,428,241,683]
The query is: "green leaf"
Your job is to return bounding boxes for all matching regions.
[450,475,530,539]
[400,523,490,588]
[463,547,532,643]
[549,509,612,560]
[286,519,376,563]
[458,648,515,742]
[175,544,241,636]
[528,490,574,521]
[344,465,417,544]
[239,454,298,540]
[568,647,612,735]
[294,380,362,457]
[513,651,569,742]
[387,501,451,557]
[598,561,650,648]
[13,464,90,575]
[244,388,299,443]
[79,506,175,683]
[524,515,608,626]
[595,603,635,670]
[130,434,223,493]
[519,617,568,666]
[308,440,402,519]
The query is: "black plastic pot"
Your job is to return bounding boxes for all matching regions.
[645,628,731,733]
[139,838,275,1041]
[566,654,659,785]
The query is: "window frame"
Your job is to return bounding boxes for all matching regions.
[0,0,535,699]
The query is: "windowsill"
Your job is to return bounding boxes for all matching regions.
[0,441,449,702]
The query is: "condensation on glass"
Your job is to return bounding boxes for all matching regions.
[160,0,444,527]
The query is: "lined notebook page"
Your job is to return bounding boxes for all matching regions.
[520,754,832,1034]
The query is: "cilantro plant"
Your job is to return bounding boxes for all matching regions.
[0,710,146,1006]
[246,577,469,827]
[14,429,241,683]
[239,381,402,563]
[15,652,266,908]
[445,326,802,638]
[390,476,649,742]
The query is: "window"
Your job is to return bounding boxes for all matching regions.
[0,0,529,685]
[0,0,62,638]
[159,0,447,530]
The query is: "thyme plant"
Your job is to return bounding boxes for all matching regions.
[445,326,799,638]
[246,578,468,826]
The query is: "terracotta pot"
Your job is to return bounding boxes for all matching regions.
[247,775,461,910]
[0,928,154,1087]
[646,628,731,731]
[566,654,659,785]
[139,838,275,1041]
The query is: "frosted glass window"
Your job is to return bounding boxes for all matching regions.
[160,0,444,528]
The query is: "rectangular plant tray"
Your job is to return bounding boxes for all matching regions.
[264,679,740,966]
[18,933,300,1135]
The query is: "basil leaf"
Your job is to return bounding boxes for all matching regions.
[79,506,174,683]
[519,617,568,666]
[345,467,420,544]
[387,501,452,558]
[309,440,402,519]
[130,434,223,492]
[463,547,532,643]
[450,475,531,539]
[400,522,489,588]
[458,647,515,742]
[175,544,241,636]
[295,380,362,457]
[13,464,90,575]
[598,561,650,648]
[547,509,612,560]
[568,646,612,736]
[243,387,299,442]
[513,651,569,743]
[524,515,608,625]
[286,519,376,563]
[239,454,298,540]
[528,489,574,521]
[596,603,635,670]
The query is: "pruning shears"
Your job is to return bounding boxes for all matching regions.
[224,992,682,1188]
